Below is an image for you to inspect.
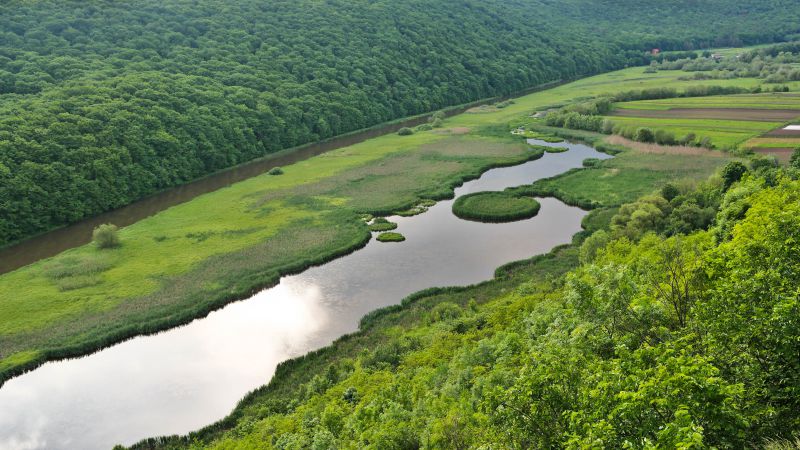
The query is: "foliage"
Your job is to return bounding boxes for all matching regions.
[452,191,540,223]
[134,160,800,449]
[397,127,414,136]
[92,224,120,249]
[268,167,284,176]
[375,232,405,242]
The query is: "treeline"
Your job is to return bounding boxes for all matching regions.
[649,41,800,83]
[543,85,759,148]
[135,150,800,448]
[1,0,799,245]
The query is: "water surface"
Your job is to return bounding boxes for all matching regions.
[0,140,611,449]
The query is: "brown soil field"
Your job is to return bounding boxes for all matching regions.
[605,135,728,157]
[764,128,800,137]
[610,108,800,122]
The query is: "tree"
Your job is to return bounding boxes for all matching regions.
[92,223,121,249]
[790,146,800,169]
[720,161,747,189]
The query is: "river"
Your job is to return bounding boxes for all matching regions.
[0,139,611,449]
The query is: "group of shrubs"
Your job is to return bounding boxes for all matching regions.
[399,111,446,136]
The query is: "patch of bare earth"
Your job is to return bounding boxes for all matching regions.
[611,108,800,122]
[433,127,471,135]
[765,128,800,137]
[605,135,727,157]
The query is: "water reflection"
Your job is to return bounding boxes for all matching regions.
[0,140,612,449]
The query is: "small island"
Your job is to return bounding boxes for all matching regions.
[376,232,406,242]
[452,191,540,223]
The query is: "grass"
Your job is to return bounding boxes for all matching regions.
[0,53,767,383]
[368,218,398,232]
[512,131,734,208]
[452,191,541,222]
[375,232,406,242]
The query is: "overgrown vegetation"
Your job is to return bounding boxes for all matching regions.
[367,218,398,232]
[375,232,405,242]
[132,143,800,449]
[92,224,121,249]
[452,191,541,222]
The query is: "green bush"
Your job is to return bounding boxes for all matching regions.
[397,127,414,136]
[268,166,284,175]
[791,147,800,169]
[634,127,655,143]
[452,191,541,223]
[92,224,121,249]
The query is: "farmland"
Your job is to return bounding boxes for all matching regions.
[604,93,800,154]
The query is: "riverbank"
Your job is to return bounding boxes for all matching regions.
[0,63,768,385]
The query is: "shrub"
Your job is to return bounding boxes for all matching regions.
[661,183,680,201]
[791,147,800,169]
[678,133,697,146]
[721,161,748,189]
[268,166,284,175]
[397,127,414,136]
[431,118,444,128]
[699,136,714,149]
[634,127,655,143]
[92,224,121,249]
[415,123,433,132]
[654,129,676,145]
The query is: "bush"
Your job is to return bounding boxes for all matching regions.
[268,166,284,175]
[678,133,697,146]
[415,123,433,132]
[634,127,655,143]
[791,147,800,169]
[721,161,748,189]
[431,118,444,128]
[654,129,676,145]
[92,224,120,249]
[368,218,398,231]
[397,127,414,136]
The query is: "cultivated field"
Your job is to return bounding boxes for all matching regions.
[605,93,800,155]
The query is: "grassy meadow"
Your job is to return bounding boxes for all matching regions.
[0,59,771,382]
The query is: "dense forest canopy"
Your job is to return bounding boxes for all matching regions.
[1,0,799,245]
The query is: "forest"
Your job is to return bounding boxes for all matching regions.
[1,0,799,246]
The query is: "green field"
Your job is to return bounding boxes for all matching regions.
[0,59,768,382]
